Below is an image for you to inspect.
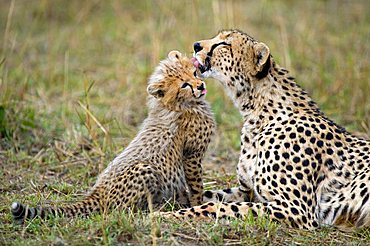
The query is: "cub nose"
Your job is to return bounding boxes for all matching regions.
[197,83,205,91]
[193,42,203,53]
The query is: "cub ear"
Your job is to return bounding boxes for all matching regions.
[147,83,165,98]
[254,42,270,72]
[167,50,182,61]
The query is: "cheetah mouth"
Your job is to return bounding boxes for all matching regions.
[198,89,207,98]
[191,57,211,77]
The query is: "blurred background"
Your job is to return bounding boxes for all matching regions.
[0,0,369,183]
[0,1,369,243]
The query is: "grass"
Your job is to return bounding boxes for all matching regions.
[0,0,369,245]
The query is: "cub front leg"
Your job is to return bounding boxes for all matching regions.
[183,151,204,206]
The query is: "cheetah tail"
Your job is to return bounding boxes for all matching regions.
[11,196,100,223]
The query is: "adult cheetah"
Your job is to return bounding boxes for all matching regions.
[164,30,370,230]
[12,51,215,223]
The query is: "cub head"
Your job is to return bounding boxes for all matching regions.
[192,30,271,84]
[147,50,207,110]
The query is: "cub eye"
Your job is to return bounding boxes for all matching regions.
[181,82,190,89]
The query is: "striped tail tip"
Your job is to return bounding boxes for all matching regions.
[11,202,25,223]
[11,201,38,223]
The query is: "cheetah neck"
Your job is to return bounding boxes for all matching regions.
[228,61,322,133]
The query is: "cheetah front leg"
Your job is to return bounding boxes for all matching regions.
[201,140,256,203]
[203,187,254,203]
[162,201,319,229]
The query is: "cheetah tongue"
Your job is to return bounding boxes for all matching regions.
[191,57,200,68]
[201,89,207,95]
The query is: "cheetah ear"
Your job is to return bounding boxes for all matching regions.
[254,42,270,72]
[147,83,165,98]
[168,50,182,61]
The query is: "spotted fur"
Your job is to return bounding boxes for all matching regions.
[162,30,370,230]
[11,51,215,223]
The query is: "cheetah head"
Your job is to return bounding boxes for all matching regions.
[192,30,271,85]
[147,50,207,110]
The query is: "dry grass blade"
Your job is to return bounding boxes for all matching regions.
[2,0,15,52]
[77,101,108,137]
[172,232,200,242]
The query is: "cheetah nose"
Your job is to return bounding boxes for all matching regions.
[193,42,203,53]
[197,83,205,91]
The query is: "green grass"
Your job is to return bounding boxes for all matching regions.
[1,0,369,245]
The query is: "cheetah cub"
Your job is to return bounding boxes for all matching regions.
[12,51,215,222]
